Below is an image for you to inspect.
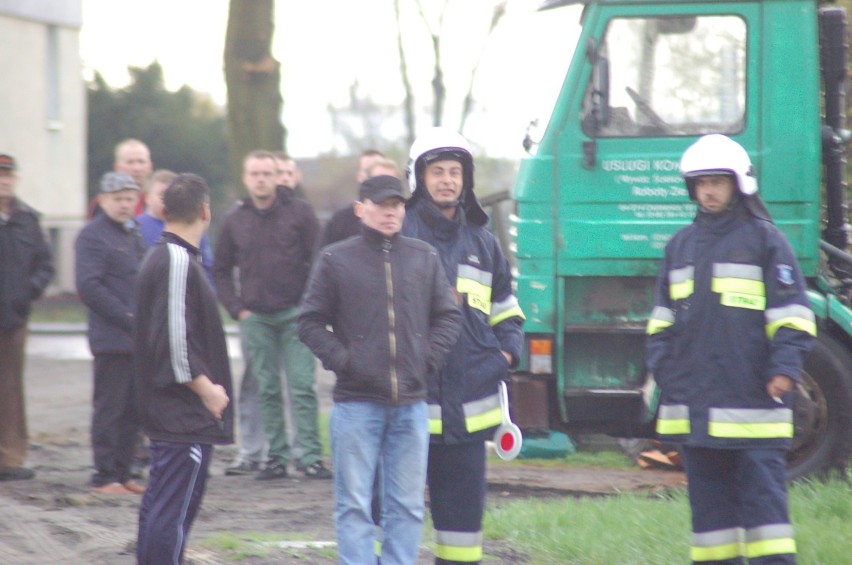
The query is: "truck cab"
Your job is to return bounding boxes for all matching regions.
[510,0,852,478]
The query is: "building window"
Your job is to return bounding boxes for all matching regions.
[46,25,62,129]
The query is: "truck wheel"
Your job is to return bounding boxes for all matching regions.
[786,334,852,480]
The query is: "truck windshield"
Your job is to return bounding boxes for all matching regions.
[584,15,746,137]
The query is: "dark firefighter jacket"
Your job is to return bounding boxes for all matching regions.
[646,203,816,450]
[298,225,462,406]
[402,200,525,445]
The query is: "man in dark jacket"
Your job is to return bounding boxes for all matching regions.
[402,128,525,565]
[75,171,146,494]
[646,135,815,564]
[0,154,54,481]
[135,173,233,565]
[299,175,461,565]
[214,150,329,480]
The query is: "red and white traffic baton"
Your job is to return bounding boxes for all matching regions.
[493,380,522,461]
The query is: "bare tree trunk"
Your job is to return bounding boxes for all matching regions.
[394,0,417,148]
[224,0,284,190]
[459,1,506,134]
[414,0,448,127]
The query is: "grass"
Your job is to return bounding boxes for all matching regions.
[484,468,852,565]
[29,293,88,324]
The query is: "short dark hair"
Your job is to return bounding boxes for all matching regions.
[163,173,210,223]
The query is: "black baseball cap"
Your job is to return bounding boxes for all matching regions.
[359,175,407,203]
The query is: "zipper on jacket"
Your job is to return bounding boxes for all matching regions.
[383,239,399,402]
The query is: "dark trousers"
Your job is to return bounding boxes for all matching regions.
[90,353,139,486]
[684,446,796,565]
[428,442,486,564]
[0,326,28,468]
[137,440,212,565]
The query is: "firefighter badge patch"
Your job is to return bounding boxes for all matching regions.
[777,264,794,286]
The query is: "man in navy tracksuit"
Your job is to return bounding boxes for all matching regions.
[134,174,233,564]
[646,135,815,564]
[402,128,524,564]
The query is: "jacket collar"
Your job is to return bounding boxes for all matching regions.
[694,200,750,234]
[361,223,401,249]
[162,231,201,256]
[414,199,462,241]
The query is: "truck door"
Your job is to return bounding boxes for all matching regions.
[564,7,755,274]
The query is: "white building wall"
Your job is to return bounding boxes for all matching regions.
[0,1,85,293]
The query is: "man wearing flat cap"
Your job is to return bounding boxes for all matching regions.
[299,175,461,564]
[0,154,54,481]
[75,171,147,494]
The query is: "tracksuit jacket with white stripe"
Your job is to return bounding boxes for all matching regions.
[646,203,816,449]
[134,232,234,445]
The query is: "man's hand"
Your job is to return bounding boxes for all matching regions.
[766,375,795,402]
[501,350,512,365]
[187,375,230,420]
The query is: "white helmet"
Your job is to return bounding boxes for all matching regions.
[406,127,487,226]
[680,134,758,200]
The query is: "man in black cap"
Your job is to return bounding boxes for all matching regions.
[0,154,54,481]
[299,175,461,564]
[75,171,147,494]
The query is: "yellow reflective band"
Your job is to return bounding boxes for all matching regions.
[746,537,796,559]
[712,277,765,297]
[720,292,766,310]
[647,318,673,336]
[657,418,690,435]
[374,539,382,558]
[709,421,794,439]
[434,543,483,562]
[709,407,793,438]
[457,277,492,315]
[466,407,502,433]
[766,317,817,339]
[490,304,525,326]
[428,404,443,435]
[691,542,744,562]
[670,279,694,300]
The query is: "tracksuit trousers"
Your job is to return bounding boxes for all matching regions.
[137,441,213,565]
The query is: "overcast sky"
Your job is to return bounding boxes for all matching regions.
[79,0,581,158]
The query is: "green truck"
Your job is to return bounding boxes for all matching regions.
[507,0,852,478]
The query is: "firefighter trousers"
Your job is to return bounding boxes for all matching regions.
[428,441,486,564]
[683,446,796,565]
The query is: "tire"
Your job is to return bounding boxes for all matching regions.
[786,333,852,480]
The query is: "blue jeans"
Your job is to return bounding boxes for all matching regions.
[331,400,429,565]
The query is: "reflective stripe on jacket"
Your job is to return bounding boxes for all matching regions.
[646,204,815,449]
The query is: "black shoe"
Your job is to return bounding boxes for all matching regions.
[302,461,332,479]
[225,460,261,476]
[0,467,35,481]
[255,460,288,480]
[129,459,147,480]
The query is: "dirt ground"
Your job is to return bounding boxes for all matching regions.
[0,333,686,564]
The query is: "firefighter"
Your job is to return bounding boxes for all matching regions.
[402,127,525,564]
[646,134,816,564]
